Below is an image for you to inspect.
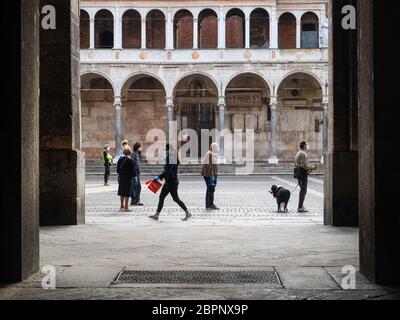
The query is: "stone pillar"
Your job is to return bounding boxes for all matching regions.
[141,18,146,49]
[114,96,122,156]
[167,98,175,144]
[296,20,301,48]
[218,97,226,160]
[218,7,225,49]
[270,8,278,49]
[90,18,95,49]
[166,9,174,50]
[322,96,329,164]
[324,0,358,227]
[245,16,250,49]
[1,0,40,283]
[268,96,278,164]
[114,7,122,49]
[193,18,198,49]
[39,0,85,226]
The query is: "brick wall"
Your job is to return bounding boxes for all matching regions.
[122,11,141,48]
[146,12,165,49]
[279,14,296,49]
[174,16,193,49]
[226,15,245,48]
[199,16,218,48]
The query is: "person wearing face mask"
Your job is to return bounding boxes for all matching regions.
[201,143,219,210]
[295,141,318,213]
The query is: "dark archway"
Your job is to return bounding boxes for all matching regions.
[198,9,218,49]
[301,12,319,48]
[250,8,270,48]
[80,9,90,49]
[95,9,114,48]
[226,9,245,48]
[146,10,165,49]
[122,9,141,49]
[278,12,296,49]
[174,10,193,49]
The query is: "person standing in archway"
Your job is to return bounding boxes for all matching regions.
[295,141,317,213]
[130,142,143,206]
[149,144,192,222]
[103,144,113,186]
[202,143,219,210]
[117,146,137,212]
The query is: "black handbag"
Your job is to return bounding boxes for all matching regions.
[294,167,306,179]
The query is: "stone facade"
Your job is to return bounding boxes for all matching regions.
[80,0,329,163]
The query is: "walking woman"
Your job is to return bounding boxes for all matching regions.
[202,143,219,210]
[130,142,143,206]
[117,146,137,212]
[149,144,191,221]
[103,144,113,186]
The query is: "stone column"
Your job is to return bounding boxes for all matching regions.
[245,16,250,48]
[90,18,95,49]
[141,18,146,49]
[218,97,226,160]
[167,98,175,144]
[322,96,329,164]
[1,0,40,283]
[218,7,225,49]
[114,7,122,49]
[270,8,278,49]
[39,0,85,226]
[268,95,278,164]
[193,18,198,49]
[114,96,122,156]
[296,20,302,48]
[166,9,174,50]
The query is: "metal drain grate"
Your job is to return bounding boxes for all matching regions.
[114,270,281,285]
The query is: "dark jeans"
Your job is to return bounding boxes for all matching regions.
[203,177,216,208]
[131,177,142,204]
[104,164,111,184]
[298,174,308,209]
[156,177,188,214]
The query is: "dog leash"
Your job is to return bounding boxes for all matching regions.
[290,184,299,194]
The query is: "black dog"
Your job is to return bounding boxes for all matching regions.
[269,185,291,213]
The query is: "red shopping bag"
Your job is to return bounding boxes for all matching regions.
[145,180,162,194]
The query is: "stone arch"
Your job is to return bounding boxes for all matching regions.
[223,71,272,95]
[122,9,141,49]
[226,8,245,48]
[121,71,167,97]
[172,72,220,98]
[276,70,324,93]
[174,9,194,49]
[278,12,296,49]
[95,9,114,48]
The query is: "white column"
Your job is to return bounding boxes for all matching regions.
[114,96,122,157]
[167,100,175,144]
[270,9,278,49]
[193,18,198,49]
[166,9,174,50]
[218,7,225,49]
[90,18,95,49]
[268,95,278,164]
[296,19,302,48]
[114,8,121,49]
[322,95,329,164]
[245,16,250,49]
[218,97,226,160]
[141,18,146,49]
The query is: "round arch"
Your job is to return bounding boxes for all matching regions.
[173,9,194,49]
[80,71,117,96]
[94,9,114,49]
[198,9,218,49]
[225,8,245,48]
[121,72,167,97]
[276,70,324,94]
[122,9,142,49]
[172,72,220,98]
[223,71,272,95]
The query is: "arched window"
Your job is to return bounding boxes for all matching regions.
[174,10,193,49]
[226,9,245,48]
[80,10,90,49]
[301,12,319,48]
[198,9,218,49]
[95,9,114,48]
[250,8,270,48]
[146,10,165,49]
[278,12,296,49]
[122,10,141,49]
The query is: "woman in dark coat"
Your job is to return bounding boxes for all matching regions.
[117,146,137,212]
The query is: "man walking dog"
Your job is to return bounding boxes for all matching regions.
[295,141,317,213]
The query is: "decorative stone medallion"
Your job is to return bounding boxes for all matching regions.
[88,51,96,59]
[244,50,252,60]
[192,51,200,60]
[139,51,148,60]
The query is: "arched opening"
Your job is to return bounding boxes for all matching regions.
[80,10,90,49]
[121,75,167,159]
[146,10,166,49]
[225,73,271,161]
[95,9,114,49]
[174,10,193,49]
[198,9,218,49]
[174,75,219,159]
[301,12,319,48]
[278,12,296,49]
[250,8,270,48]
[81,73,115,160]
[122,9,141,49]
[226,9,245,48]
[277,72,323,161]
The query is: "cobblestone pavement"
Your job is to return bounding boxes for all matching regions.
[86,175,324,225]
